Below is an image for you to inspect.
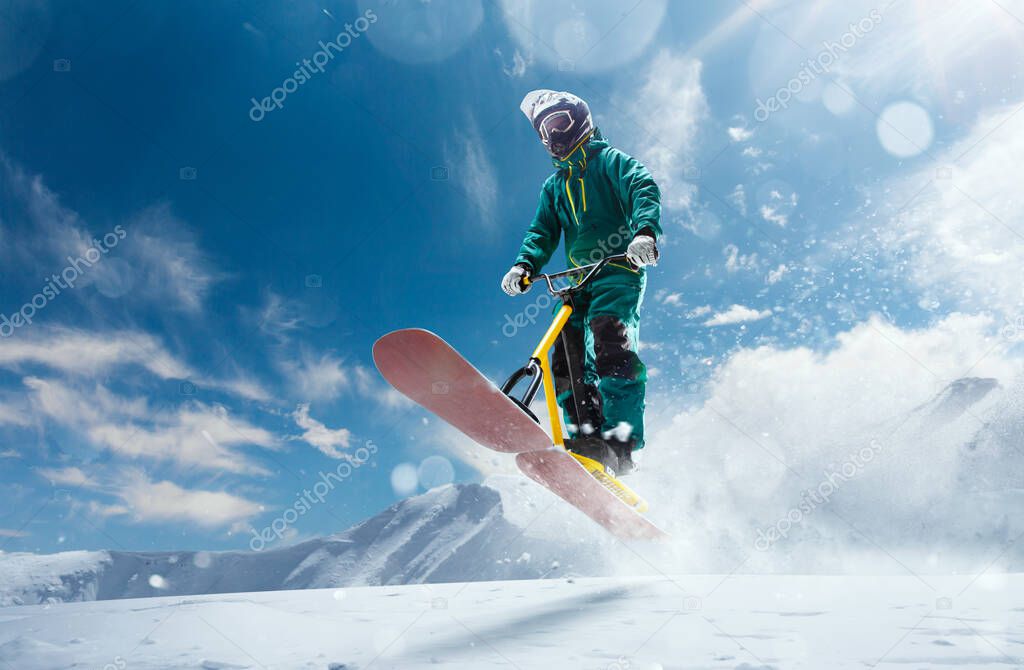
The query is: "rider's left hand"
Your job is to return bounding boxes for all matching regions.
[626,232,659,267]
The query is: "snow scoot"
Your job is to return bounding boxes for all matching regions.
[372,254,667,541]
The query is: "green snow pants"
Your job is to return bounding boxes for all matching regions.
[550,270,648,450]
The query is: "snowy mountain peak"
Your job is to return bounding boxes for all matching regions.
[0,484,600,606]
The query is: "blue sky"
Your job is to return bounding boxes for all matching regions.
[2,0,1023,554]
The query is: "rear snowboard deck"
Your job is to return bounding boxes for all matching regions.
[373,329,551,454]
[374,329,667,541]
[517,450,668,541]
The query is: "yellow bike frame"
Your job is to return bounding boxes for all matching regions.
[528,302,573,448]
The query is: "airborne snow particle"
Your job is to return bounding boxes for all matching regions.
[148,574,167,589]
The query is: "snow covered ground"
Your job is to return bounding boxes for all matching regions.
[1,573,1021,669]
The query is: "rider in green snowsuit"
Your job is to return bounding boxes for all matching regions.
[501,90,661,473]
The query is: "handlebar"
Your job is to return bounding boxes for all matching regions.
[522,253,633,296]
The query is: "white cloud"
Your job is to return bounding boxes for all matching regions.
[624,50,708,211]
[89,405,277,475]
[728,126,754,142]
[0,529,28,538]
[724,244,759,273]
[0,328,189,379]
[280,348,350,401]
[687,305,712,319]
[117,470,262,528]
[41,464,262,528]
[728,184,747,216]
[291,403,352,459]
[885,99,1024,320]
[25,376,149,426]
[36,466,98,488]
[445,115,498,225]
[704,304,772,327]
[766,263,789,285]
[741,146,763,158]
[661,292,684,307]
[760,204,788,227]
[25,377,277,475]
[0,449,19,458]
[0,327,267,401]
[87,501,130,518]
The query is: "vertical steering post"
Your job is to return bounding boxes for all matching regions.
[533,302,573,447]
[531,303,573,360]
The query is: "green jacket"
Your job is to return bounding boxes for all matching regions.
[515,130,662,276]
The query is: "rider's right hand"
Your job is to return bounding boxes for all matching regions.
[501,265,532,296]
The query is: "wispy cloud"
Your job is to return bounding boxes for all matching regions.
[121,204,225,312]
[0,327,268,401]
[36,466,99,488]
[445,114,498,225]
[25,377,278,475]
[494,47,530,77]
[291,403,352,459]
[0,156,223,313]
[0,327,190,379]
[623,50,708,212]
[280,348,350,401]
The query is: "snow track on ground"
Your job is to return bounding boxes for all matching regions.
[1,574,1021,669]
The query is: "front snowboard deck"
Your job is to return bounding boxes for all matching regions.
[517,449,668,541]
[373,329,552,454]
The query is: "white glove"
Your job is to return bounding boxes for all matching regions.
[626,234,659,267]
[501,265,531,296]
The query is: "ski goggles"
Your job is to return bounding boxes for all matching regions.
[537,110,579,158]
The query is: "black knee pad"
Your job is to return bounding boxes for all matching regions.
[590,315,641,379]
